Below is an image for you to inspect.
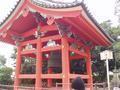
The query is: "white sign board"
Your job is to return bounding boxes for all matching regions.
[100,50,113,60]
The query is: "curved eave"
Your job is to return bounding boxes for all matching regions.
[0,0,113,46]
[27,0,82,17]
[80,3,114,44]
[0,0,22,27]
[0,0,82,32]
[0,0,26,33]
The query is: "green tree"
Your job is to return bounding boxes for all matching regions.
[92,20,120,83]
[101,21,120,63]
[0,67,13,85]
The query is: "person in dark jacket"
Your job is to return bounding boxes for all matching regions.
[71,77,85,90]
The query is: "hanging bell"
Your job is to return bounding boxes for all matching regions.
[48,51,61,68]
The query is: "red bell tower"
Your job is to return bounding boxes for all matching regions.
[13,24,94,90]
[0,0,113,90]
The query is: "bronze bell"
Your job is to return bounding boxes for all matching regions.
[48,51,62,68]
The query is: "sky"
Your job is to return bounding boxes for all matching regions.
[0,0,119,67]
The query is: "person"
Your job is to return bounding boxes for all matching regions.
[71,77,85,90]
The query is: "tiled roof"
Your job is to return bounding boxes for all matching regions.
[0,0,113,43]
[0,0,21,27]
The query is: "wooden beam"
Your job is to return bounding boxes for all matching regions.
[69,74,89,79]
[21,49,36,55]
[41,35,61,42]
[41,46,61,52]
[19,74,35,79]
[21,25,58,38]
[70,55,83,60]
[41,74,62,79]
[69,47,87,57]
[22,54,36,58]
[21,39,37,46]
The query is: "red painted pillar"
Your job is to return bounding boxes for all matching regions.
[48,68,52,87]
[35,37,42,90]
[14,45,22,90]
[86,48,93,90]
[61,38,70,90]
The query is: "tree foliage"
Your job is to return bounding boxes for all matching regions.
[92,20,120,83]
[0,54,13,85]
[0,67,13,85]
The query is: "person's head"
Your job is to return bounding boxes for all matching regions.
[71,77,85,90]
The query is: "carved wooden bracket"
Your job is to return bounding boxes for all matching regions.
[47,16,55,25]
[22,7,29,17]
[0,32,7,38]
